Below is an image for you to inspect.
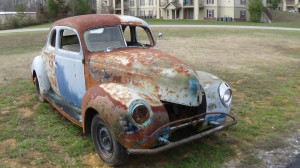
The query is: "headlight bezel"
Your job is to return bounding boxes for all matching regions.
[219,82,232,107]
[129,99,152,127]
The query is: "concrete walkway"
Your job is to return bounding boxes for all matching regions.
[1,25,300,34]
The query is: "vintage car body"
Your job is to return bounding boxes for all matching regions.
[31,14,236,165]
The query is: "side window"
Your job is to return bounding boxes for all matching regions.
[50,30,56,47]
[122,26,152,47]
[136,27,151,46]
[123,26,131,43]
[59,29,80,53]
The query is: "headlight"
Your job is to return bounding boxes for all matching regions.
[219,82,232,107]
[129,100,152,127]
[131,104,150,124]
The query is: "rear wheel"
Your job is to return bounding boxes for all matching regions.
[91,114,129,166]
[34,77,45,102]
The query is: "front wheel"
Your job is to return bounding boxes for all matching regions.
[91,114,129,166]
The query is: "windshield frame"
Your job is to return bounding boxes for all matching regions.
[84,25,127,52]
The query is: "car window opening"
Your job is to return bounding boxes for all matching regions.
[84,26,126,52]
[60,29,80,53]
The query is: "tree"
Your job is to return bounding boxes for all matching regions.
[47,0,59,19]
[16,3,26,19]
[270,0,278,10]
[248,0,264,22]
[75,0,90,15]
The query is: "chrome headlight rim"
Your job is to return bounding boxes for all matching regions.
[219,82,232,107]
[129,99,153,127]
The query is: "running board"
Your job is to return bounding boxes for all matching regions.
[44,91,82,126]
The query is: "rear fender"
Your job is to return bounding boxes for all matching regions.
[82,83,169,149]
[31,55,50,94]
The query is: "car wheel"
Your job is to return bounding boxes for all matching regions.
[91,114,129,166]
[34,77,45,102]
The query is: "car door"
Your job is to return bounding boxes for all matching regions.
[55,26,86,108]
[43,28,61,96]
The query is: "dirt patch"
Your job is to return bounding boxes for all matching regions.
[223,132,300,168]
[0,139,17,149]
[81,153,107,168]
[18,108,34,117]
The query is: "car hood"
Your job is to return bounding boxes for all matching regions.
[88,47,202,106]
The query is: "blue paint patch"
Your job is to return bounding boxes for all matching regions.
[121,115,139,134]
[189,77,200,96]
[56,62,82,108]
[154,126,171,139]
[205,114,226,121]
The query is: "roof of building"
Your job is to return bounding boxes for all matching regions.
[53,14,149,33]
[164,2,182,9]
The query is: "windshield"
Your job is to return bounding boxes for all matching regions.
[84,26,126,52]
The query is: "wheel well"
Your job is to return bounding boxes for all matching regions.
[84,108,98,135]
[32,71,37,84]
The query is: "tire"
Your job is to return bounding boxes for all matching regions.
[34,77,45,102]
[91,114,129,166]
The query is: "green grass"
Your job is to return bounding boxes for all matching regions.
[0,32,48,56]
[0,28,299,167]
[144,19,300,28]
[20,23,52,29]
[0,80,93,167]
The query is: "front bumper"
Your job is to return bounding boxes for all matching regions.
[127,112,237,154]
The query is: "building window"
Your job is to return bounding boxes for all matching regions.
[140,10,145,16]
[240,0,246,5]
[130,10,135,16]
[207,0,214,4]
[240,10,246,19]
[207,9,214,18]
[149,10,153,16]
[130,0,135,6]
[149,0,153,6]
[140,0,145,6]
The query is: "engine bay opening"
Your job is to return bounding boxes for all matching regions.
[162,94,207,122]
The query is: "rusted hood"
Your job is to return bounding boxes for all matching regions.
[88,48,202,106]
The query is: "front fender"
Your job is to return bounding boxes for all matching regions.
[31,55,50,94]
[82,83,169,149]
[196,71,231,123]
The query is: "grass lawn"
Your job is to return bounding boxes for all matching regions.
[145,19,300,28]
[0,28,299,168]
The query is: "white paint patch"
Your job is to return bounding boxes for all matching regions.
[118,15,149,27]
[114,56,130,66]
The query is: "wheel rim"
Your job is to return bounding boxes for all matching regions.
[97,124,113,158]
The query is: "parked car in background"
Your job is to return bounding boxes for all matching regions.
[31,14,237,166]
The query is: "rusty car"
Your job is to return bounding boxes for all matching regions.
[31,14,236,166]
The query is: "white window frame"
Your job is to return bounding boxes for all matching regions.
[149,0,153,6]
[240,0,246,5]
[207,9,213,18]
[130,0,135,6]
[240,10,246,19]
[149,10,153,16]
[130,10,135,16]
[140,0,145,6]
[207,0,214,4]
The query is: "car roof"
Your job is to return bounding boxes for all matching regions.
[53,14,149,33]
